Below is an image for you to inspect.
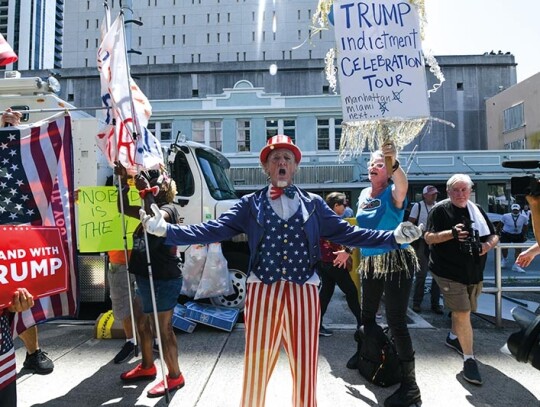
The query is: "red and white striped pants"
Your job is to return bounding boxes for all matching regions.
[241,280,320,407]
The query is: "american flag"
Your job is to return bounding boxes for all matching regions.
[96,12,163,173]
[0,313,16,392]
[0,114,78,337]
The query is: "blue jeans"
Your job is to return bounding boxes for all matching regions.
[135,275,182,313]
[361,251,415,361]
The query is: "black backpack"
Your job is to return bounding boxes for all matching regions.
[354,324,402,387]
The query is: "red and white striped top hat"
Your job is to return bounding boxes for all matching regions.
[259,135,302,164]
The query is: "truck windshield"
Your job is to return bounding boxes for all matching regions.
[196,149,238,200]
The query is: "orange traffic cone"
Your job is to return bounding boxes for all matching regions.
[0,33,18,66]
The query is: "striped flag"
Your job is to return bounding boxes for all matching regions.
[0,313,16,393]
[96,13,163,173]
[0,114,78,337]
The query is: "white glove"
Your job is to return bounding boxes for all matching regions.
[393,221,422,245]
[139,203,167,237]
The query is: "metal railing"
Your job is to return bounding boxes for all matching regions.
[484,242,540,327]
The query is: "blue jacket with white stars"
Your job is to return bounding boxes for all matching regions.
[165,186,399,283]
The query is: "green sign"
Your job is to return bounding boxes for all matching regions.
[77,186,140,252]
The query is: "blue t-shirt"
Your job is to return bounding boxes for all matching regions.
[356,184,406,256]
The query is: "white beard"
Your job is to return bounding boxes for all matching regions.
[276,180,288,188]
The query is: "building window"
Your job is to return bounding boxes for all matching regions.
[334,119,343,150]
[86,20,89,29]
[227,13,230,22]
[317,119,330,150]
[209,121,222,150]
[147,121,172,142]
[173,15,176,25]
[227,33,231,42]
[283,119,296,141]
[265,119,296,143]
[217,13,220,23]
[172,35,176,44]
[266,119,279,139]
[207,13,210,23]
[207,33,210,43]
[162,16,166,25]
[217,33,220,43]
[162,35,166,45]
[237,120,251,152]
[192,120,205,144]
[317,118,342,151]
[183,34,186,45]
[503,102,525,133]
[192,120,222,151]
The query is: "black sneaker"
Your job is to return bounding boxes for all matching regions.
[346,351,359,369]
[319,325,334,337]
[463,359,483,385]
[114,341,135,364]
[23,349,54,375]
[445,334,463,355]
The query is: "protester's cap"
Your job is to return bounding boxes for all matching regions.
[511,203,521,211]
[422,185,439,195]
[260,135,302,164]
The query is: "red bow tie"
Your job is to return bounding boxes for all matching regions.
[270,185,296,200]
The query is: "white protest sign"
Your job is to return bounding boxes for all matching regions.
[332,0,430,121]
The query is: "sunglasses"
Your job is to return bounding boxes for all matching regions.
[369,162,386,169]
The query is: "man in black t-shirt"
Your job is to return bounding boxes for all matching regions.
[425,174,498,386]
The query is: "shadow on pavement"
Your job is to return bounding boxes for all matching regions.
[459,361,539,407]
[28,360,176,407]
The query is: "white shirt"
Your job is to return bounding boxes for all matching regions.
[501,212,529,234]
[409,200,435,228]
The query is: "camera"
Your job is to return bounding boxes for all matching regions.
[459,217,482,260]
[502,160,540,197]
[506,306,540,371]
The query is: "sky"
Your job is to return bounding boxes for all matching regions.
[423,0,540,82]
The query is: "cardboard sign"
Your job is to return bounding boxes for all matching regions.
[77,186,140,252]
[332,0,429,121]
[0,226,68,308]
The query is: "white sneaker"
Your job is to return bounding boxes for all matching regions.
[512,264,526,273]
[501,258,508,268]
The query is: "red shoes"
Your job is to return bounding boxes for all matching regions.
[120,363,157,382]
[147,373,185,398]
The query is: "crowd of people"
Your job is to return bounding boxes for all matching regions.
[4,127,537,406]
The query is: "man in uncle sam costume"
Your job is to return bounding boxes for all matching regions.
[140,135,422,406]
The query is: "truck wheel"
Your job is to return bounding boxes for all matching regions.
[209,253,248,310]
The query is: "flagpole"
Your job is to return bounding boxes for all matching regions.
[101,0,140,362]
[118,4,170,402]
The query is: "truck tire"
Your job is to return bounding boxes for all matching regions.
[209,252,248,310]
